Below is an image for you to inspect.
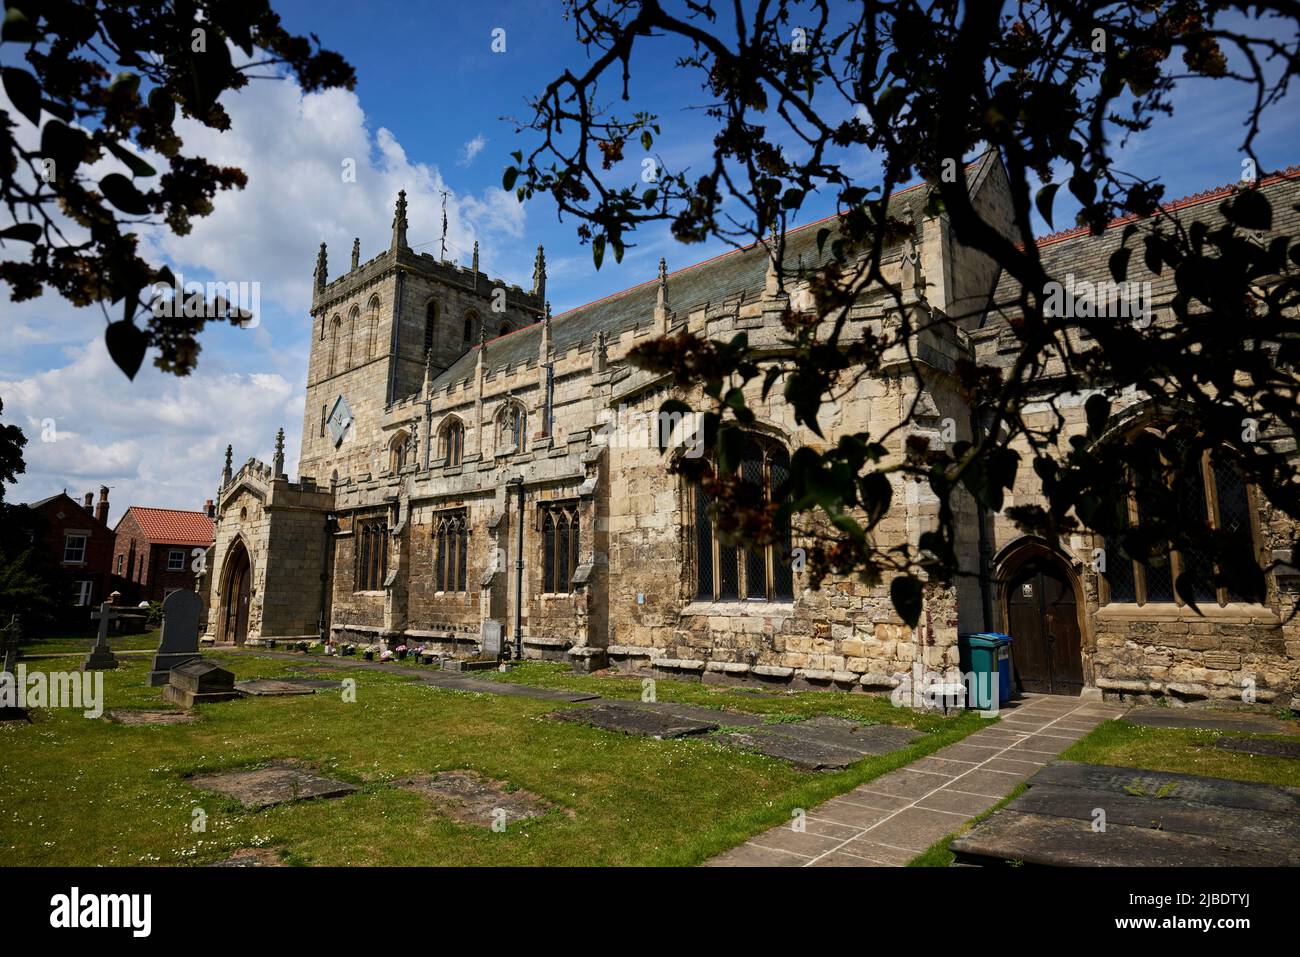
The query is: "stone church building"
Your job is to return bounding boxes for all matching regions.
[201,152,1300,708]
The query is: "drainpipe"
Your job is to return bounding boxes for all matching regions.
[972,273,1001,633]
[508,477,525,659]
[970,406,994,633]
[319,512,338,642]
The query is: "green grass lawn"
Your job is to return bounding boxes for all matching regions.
[1058,718,1300,788]
[0,653,985,866]
[19,629,161,655]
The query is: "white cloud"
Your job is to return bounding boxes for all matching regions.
[1,65,525,513]
[458,134,487,167]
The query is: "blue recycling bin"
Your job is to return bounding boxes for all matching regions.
[957,632,1014,709]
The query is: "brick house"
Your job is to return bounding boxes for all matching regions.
[112,507,214,603]
[25,487,116,612]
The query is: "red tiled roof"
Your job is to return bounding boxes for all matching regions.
[120,507,214,546]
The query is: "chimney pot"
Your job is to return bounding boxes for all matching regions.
[95,486,110,525]
[83,492,93,511]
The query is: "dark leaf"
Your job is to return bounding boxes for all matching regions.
[890,575,923,628]
[1035,182,1060,229]
[1084,393,1110,437]
[1108,247,1130,283]
[0,223,41,243]
[1223,189,1271,231]
[105,320,148,380]
[106,141,157,179]
[99,173,151,215]
[0,67,41,125]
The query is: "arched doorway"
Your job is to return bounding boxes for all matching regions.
[998,541,1085,695]
[221,541,252,646]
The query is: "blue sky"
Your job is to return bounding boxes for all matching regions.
[1,1,1298,517]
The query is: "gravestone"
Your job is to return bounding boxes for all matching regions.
[163,659,241,707]
[1,615,19,676]
[83,601,121,671]
[147,590,204,686]
[1,616,26,722]
[481,619,503,659]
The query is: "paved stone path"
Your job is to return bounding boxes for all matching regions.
[706,694,1129,867]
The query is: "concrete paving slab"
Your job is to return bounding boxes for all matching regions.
[861,806,967,851]
[947,768,1027,797]
[915,788,1001,817]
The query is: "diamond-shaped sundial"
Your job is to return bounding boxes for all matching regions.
[326,395,353,447]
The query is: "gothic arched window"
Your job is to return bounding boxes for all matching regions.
[346,304,360,366]
[691,435,794,602]
[497,402,526,454]
[439,417,464,467]
[541,503,580,594]
[498,322,510,337]
[328,315,342,375]
[1101,427,1263,607]
[388,431,409,473]
[356,517,389,591]
[433,510,469,592]
[366,295,382,359]
[462,310,479,346]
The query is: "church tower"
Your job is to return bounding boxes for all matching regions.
[298,191,546,485]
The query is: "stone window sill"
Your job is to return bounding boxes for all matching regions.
[1097,602,1278,626]
[681,600,795,617]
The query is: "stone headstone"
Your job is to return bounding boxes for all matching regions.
[83,601,121,671]
[481,619,503,659]
[162,659,241,707]
[1,615,19,676]
[148,590,204,686]
[1,616,26,722]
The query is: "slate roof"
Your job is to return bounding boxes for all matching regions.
[118,507,214,547]
[425,153,1003,391]
[985,166,1300,321]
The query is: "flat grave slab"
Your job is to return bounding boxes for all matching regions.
[1029,760,1300,812]
[1215,736,1300,760]
[235,679,318,697]
[626,700,765,727]
[396,769,562,826]
[951,761,1300,866]
[277,677,344,689]
[104,709,197,726]
[719,718,921,770]
[205,848,283,867]
[551,701,718,738]
[1010,782,1300,850]
[1125,707,1297,735]
[419,671,598,702]
[763,716,921,754]
[716,729,868,770]
[188,759,357,809]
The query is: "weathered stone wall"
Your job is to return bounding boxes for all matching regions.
[204,172,1299,708]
